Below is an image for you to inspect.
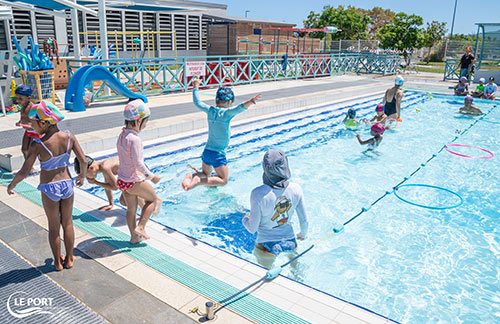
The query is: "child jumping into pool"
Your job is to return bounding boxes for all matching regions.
[356,123,385,150]
[459,96,483,115]
[7,100,87,271]
[363,104,387,124]
[14,85,38,160]
[117,99,161,244]
[242,149,308,270]
[74,155,145,211]
[182,78,261,191]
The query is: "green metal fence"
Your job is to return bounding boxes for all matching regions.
[67,52,400,100]
[443,58,460,81]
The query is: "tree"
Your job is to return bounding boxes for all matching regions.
[357,7,396,40]
[378,12,425,63]
[303,5,372,40]
[423,21,447,63]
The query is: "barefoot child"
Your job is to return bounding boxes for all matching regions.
[7,100,87,271]
[356,123,385,150]
[454,77,469,96]
[363,104,387,124]
[182,78,261,191]
[117,99,161,244]
[14,85,38,159]
[471,78,485,98]
[74,155,145,211]
[459,96,483,115]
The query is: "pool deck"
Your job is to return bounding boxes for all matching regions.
[0,72,456,324]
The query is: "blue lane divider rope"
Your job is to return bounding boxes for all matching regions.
[211,102,497,308]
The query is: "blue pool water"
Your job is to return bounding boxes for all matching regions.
[85,92,500,323]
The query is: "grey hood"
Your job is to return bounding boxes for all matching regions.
[262,149,291,189]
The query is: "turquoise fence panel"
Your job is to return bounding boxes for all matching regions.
[444,58,460,81]
[66,53,400,100]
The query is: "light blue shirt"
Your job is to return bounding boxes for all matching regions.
[484,83,497,95]
[193,89,246,154]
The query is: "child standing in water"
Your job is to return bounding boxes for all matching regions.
[363,104,387,124]
[182,78,261,190]
[356,123,385,150]
[7,100,87,271]
[459,96,483,115]
[117,99,161,244]
[14,85,38,159]
[343,108,358,130]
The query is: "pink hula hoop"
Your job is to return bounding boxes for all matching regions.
[384,118,398,129]
[444,144,494,159]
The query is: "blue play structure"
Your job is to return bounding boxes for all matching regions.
[65,65,147,112]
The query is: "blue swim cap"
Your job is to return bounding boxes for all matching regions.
[376,104,385,112]
[15,84,32,97]
[216,87,235,102]
[347,108,356,118]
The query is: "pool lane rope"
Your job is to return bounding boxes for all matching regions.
[393,184,463,210]
[444,144,494,159]
[198,103,497,313]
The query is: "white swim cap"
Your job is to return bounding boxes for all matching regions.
[479,78,486,83]
[395,76,404,86]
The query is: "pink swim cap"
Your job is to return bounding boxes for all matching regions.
[371,123,385,135]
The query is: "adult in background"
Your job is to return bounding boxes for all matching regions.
[383,76,404,120]
[242,149,308,270]
[458,46,474,79]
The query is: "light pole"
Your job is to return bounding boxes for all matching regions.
[245,10,250,18]
[449,0,458,40]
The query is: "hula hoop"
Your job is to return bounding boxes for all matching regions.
[384,118,398,129]
[444,144,494,159]
[394,184,463,210]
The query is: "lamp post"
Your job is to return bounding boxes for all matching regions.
[245,10,250,18]
[449,0,458,40]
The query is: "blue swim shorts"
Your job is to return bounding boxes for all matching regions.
[201,149,227,168]
[260,238,297,255]
[37,179,74,202]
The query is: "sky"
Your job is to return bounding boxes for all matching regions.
[201,0,500,35]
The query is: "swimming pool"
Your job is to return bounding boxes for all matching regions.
[84,92,499,323]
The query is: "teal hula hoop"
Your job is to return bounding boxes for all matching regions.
[393,184,463,210]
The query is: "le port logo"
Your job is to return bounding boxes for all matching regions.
[7,291,55,319]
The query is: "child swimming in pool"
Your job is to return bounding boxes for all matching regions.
[182,78,261,191]
[363,104,387,124]
[7,100,87,271]
[459,96,483,115]
[117,99,161,244]
[343,108,358,130]
[356,123,384,150]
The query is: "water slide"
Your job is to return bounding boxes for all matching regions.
[65,65,147,112]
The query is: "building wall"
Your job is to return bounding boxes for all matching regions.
[4,8,213,57]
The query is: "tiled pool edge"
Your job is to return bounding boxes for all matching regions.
[0,174,312,324]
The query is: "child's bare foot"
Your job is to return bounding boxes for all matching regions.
[130,233,144,244]
[182,173,193,191]
[54,256,64,271]
[64,255,75,269]
[153,198,162,215]
[134,225,150,240]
